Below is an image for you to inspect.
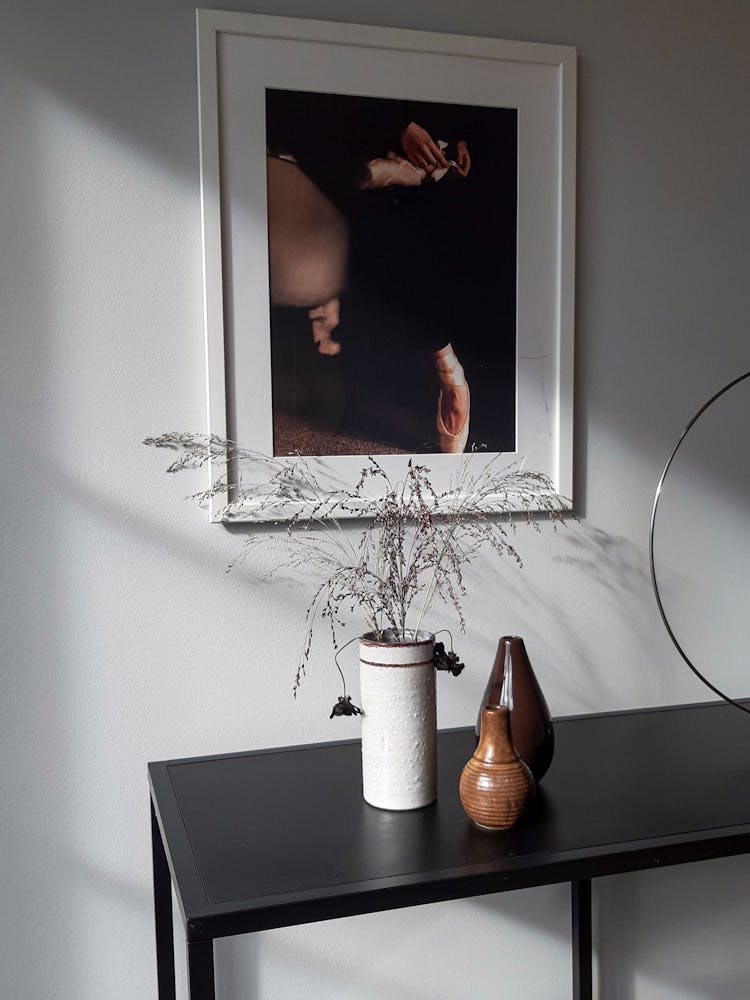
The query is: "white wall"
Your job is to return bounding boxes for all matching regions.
[2,1,748,998]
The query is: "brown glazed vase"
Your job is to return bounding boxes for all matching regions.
[460,706,535,831]
[476,636,554,782]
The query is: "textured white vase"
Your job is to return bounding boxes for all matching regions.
[359,630,436,810]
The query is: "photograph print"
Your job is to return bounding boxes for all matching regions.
[198,13,576,520]
[265,89,518,458]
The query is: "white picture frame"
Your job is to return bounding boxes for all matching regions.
[197,10,576,521]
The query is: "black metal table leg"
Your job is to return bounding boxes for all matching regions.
[151,799,176,1000]
[572,879,593,1000]
[188,940,216,999]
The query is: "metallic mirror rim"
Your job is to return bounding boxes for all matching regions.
[649,370,750,715]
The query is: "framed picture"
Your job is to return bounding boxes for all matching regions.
[197,10,576,521]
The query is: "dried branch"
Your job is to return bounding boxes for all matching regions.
[145,433,570,692]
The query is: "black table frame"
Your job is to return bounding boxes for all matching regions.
[149,702,750,1000]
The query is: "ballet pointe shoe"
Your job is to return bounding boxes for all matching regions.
[436,386,471,453]
[435,346,470,454]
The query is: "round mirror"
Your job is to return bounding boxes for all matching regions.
[650,371,750,711]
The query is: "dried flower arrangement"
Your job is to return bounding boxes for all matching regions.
[145,433,569,710]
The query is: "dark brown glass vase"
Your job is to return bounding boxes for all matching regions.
[476,636,554,782]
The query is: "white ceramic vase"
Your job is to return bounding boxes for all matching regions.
[359,629,436,810]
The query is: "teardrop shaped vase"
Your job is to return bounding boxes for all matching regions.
[477,636,554,782]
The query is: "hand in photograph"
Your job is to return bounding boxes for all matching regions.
[455,139,472,177]
[401,122,451,174]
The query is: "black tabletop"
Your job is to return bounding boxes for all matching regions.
[149,701,750,941]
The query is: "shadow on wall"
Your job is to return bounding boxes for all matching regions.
[3,454,313,998]
[597,854,750,1000]
[4,0,201,185]
[217,883,570,1000]
[216,852,750,1000]
[50,450,313,618]
[554,524,651,602]
[466,519,659,713]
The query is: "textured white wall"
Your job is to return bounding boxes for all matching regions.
[1,1,749,998]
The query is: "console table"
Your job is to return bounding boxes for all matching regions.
[149,701,750,999]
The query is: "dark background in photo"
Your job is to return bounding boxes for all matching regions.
[265,88,518,456]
